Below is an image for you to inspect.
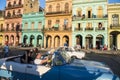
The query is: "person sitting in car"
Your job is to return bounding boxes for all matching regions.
[34,53,48,65]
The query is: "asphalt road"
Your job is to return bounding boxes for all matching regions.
[0,48,120,77]
[84,53,120,77]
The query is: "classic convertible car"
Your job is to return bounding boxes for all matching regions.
[0,51,120,80]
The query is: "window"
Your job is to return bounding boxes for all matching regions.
[30,3,33,8]
[19,0,22,5]
[13,10,15,15]
[48,20,52,27]
[78,23,81,30]
[8,2,11,7]
[11,23,14,31]
[38,22,42,29]
[25,23,28,29]
[56,3,60,12]
[6,24,9,31]
[65,3,69,13]
[31,22,34,29]
[0,24,3,31]
[48,5,52,12]
[7,11,11,17]
[112,14,119,27]
[13,1,16,6]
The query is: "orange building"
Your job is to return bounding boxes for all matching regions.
[44,0,72,48]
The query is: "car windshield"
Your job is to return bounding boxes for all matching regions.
[60,51,71,63]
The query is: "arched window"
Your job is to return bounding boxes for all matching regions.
[112,14,119,27]
[19,0,22,5]
[7,11,11,17]
[13,10,15,15]
[97,6,103,18]
[56,3,60,12]
[65,3,69,13]
[48,5,52,12]
[13,1,16,6]
[8,2,11,7]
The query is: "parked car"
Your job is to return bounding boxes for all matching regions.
[56,46,85,59]
[0,51,119,80]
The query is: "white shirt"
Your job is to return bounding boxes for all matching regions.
[34,59,42,65]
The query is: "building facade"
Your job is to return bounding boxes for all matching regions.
[23,0,39,14]
[108,3,120,50]
[22,10,45,47]
[72,0,108,49]
[4,0,23,46]
[0,11,5,46]
[44,0,72,48]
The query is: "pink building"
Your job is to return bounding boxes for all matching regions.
[4,0,23,46]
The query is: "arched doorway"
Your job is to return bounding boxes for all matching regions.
[37,35,42,47]
[96,34,104,49]
[54,36,60,48]
[5,35,9,44]
[85,34,93,49]
[110,31,120,50]
[46,35,52,48]
[23,35,28,44]
[30,35,35,46]
[76,35,82,47]
[10,35,14,46]
[63,36,69,46]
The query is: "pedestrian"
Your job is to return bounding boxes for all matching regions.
[3,44,10,58]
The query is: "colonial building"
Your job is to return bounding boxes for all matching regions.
[44,0,72,48]
[108,3,120,50]
[0,11,5,45]
[4,0,23,46]
[72,0,108,49]
[23,0,39,14]
[22,8,45,47]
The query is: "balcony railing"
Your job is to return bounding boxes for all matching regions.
[85,28,93,31]
[46,11,72,15]
[95,27,105,30]
[44,27,72,31]
[72,14,108,21]
[6,4,23,10]
[110,24,120,29]
[74,28,83,31]
[22,29,42,32]
[5,14,22,19]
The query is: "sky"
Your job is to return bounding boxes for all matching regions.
[0,0,120,10]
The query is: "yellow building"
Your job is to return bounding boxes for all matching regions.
[108,3,120,50]
[0,11,5,46]
[44,0,72,48]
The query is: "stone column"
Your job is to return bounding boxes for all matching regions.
[82,36,85,49]
[93,36,96,49]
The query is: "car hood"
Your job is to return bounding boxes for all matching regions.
[60,59,120,80]
[68,59,112,73]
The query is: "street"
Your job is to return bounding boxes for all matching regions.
[0,48,120,77]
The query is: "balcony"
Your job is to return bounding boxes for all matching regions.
[22,29,42,32]
[72,14,108,21]
[110,24,120,29]
[85,27,93,31]
[95,27,105,31]
[5,14,22,19]
[74,28,83,31]
[44,27,72,32]
[6,4,23,10]
[45,11,72,16]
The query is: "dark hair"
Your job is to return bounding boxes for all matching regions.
[34,47,38,52]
